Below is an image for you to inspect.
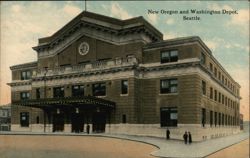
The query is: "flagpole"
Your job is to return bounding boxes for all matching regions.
[85,0,87,11]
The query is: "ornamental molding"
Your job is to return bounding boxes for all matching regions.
[34,23,154,59]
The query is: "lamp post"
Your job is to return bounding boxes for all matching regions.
[43,67,48,133]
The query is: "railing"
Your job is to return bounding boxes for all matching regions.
[35,56,138,77]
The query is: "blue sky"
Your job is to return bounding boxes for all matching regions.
[0,1,249,119]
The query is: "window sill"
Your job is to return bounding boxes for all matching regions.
[159,93,178,96]
[120,94,129,96]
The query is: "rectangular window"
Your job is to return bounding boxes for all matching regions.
[72,85,84,97]
[225,96,228,106]
[92,83,106,96]
[20,112,29,127]
[161,50,178,63]
[122,114,126,123]
[210,111,213,127]
[160,107,178,127]
[218,71,221,80]
[200,52,206,65]
[218,113,221,126]
[222,75,224,84]
[218,92,221,103]
[222,94,224,104]
[36,88,40,99]
[21,70,31,80]
[222,114,224,125]
[209,63,213,72]
[215,112,217,127]
[20,92,30,100]
[121,80,128,94]
[160,79,178,94]
[210,87,213,99]
[202,81,206,95]
[214,67,217,77]
[202,108,206,127]
[214,90,217,101]
[53,87,64,98]
[225,115,228,125]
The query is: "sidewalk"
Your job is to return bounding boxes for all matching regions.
[1,131,249,158]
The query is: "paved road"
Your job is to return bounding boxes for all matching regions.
[0,135,157,158]
[206,138,249,158]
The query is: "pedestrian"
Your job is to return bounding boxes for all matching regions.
[183,131,188,144]
[188,131,192,144]
[86,124,90,134]
[166,129,170,140]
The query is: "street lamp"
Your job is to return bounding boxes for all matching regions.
[43,67,48,133]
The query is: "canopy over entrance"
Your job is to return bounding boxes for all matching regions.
[12,96,116,110]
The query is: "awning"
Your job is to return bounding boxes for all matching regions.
[12,96,115,109]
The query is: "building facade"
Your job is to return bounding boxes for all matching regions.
[8,11,241,141]
[0,104,11,131]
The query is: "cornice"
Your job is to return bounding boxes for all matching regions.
[10,61,37,70]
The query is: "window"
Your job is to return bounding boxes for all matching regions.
[210,111,213,127]
[214,67,217,77]
[215,112,217,126]
[222,94,224,104]
[20,92,30,100]
[20,112,29,127]
[36,116,39,124]
[160,79,178,94]
[218,71,221,80]
[36,88,40,99]
[214,90,217,101]
[222,114,224,126]
[202,81,206,95]
[222,75,224,84]
[72,85,84,97]
[122,114,126,123]
[53,87,64,98]
[225,96,228,106]
[225,115,228,125]
[210,87,213,99]
[161,50,178,63]
[121,80,128,94]
[92,83,106,96]
[202,108,206,127]
[200,52,206,65]
[209,63,213,72]
[160,107,178,127]
[21,70,31,80]
[218,92,221,103]
[218,113,221,126]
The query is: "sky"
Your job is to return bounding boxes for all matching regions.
[0,1,249,120]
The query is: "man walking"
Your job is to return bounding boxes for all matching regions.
[166,129,170,140]
[188,131,192,144]
[183,131,188,144]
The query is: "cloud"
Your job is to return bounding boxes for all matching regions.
[110,2,132,20]
[204,40,218,51]
[163,32,179,40]
[166,18,175,25]
[147,14,157,25]
[0,1,83,104]
[63,4,81,16]
[207,3,233,11]
[230,9,249,26]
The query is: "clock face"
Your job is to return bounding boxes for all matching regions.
[78,42,89,55]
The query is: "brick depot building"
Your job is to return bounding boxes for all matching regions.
[8,11,241,141]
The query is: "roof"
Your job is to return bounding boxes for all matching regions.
[35,11,163,47]
[10,61,37,70]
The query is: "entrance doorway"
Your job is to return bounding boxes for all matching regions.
[53,113,64,132]
[92,112,106,133]
[71,113,84,133]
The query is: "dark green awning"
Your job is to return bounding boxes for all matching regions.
[12,96,115,109]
